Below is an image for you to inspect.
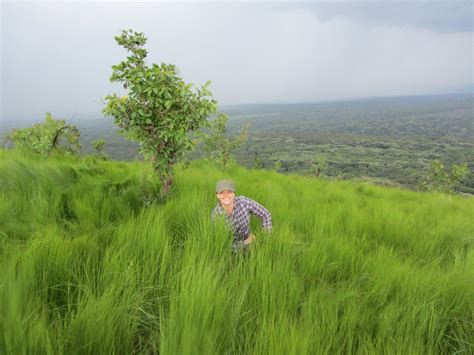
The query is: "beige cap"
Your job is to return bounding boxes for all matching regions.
[216,180,236,193]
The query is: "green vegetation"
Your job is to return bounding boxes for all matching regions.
[420,160,470,193]
[1,148,473,354]
[309,155,327,177]
[224,95,474,193]
[4,94,470,193]
[103,29,217,194]
[201,113,250,167]
[5,112,80,156]
[92,139,108,161]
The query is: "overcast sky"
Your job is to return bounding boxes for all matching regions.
[1,0,473,122]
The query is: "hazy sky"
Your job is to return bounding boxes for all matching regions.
[1,0,473,121]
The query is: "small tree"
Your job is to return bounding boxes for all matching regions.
[309,155,327,177]
[6,112,80,155]
[92,139,108,160]
[103,29,217,195]
[274,160,282,172]
[420,159,470,193]
[202,113,250,167]
[254,154,263,170]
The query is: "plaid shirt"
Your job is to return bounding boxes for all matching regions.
[211,196,272,241]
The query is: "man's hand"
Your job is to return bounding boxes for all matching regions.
[243,234,256,245]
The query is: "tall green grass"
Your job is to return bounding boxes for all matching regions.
[1,148,473,354]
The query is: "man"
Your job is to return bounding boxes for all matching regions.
[211,179,272,252]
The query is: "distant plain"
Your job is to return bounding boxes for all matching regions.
[2,93,472,193]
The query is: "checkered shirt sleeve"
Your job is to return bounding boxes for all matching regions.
[241,196,273,232]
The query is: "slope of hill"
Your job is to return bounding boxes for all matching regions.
[1,149,473,354]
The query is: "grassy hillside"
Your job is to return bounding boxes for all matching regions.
[1,149,473,354]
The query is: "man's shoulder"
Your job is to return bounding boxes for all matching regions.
[235,195,251,203]
[236,195,257,207]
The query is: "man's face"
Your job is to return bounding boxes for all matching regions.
[216,189,235,207]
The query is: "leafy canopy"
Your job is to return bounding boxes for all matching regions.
[6,112,80,155]
[202,113,250,167]
[92,139,108,160]
[103,29,217,194]
[420,160,470,193]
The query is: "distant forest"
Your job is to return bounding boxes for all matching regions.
[2,93,473,193]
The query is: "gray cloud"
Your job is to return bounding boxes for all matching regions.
[305,2,473,33]
[1,1,472,122]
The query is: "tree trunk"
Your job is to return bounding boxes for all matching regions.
[151,153,173,196]
[223,152,229,167]
[50,126,68,154]
[161,173,173,195]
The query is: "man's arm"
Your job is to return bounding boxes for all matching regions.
[245,197,272,232]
